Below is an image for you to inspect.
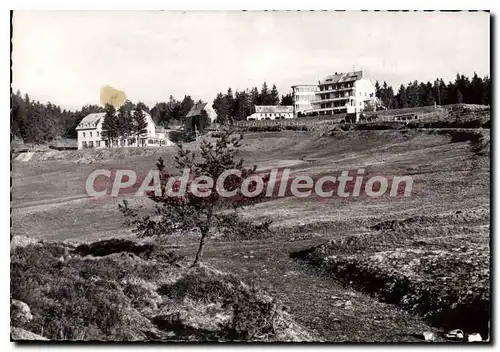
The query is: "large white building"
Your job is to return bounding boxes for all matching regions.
[291,70,377,121]
[247,106,294,121]
[291,85,318,116]
[75,111,173,150]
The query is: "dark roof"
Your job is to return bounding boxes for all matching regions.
[186,102,208,117]
[319,71,363,85]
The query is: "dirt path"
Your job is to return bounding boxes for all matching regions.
[201,238,441,342]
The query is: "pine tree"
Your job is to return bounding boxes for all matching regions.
[132,105,148,147]
[396,84,408,108]
[225,88,234,122]
[117,104,132,147]
[101,104,117,148]
[270,84,280,105]
[119,131,271,266]
[260,82,270,105]
[250,87,260,112]
[375,81,381,98]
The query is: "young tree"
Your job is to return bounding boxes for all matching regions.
[101,104,117,148]
[132,105,148,147]
[119,130,270,266]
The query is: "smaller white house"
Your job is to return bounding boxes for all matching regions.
[76,111,173,150]
[247,106,294,121]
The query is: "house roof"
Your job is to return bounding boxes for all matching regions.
[255,105,294,114]
[319,71,363,85]
[76,113,105,130]
[186,102,208,117]
[75,111,153,130]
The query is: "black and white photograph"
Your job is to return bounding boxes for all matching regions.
[9,9,491,343]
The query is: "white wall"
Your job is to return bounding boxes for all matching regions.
[354,78,376,111]
[248,112,293,121]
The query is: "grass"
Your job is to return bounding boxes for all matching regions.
[11,107,491,341]
[11,237,312,341]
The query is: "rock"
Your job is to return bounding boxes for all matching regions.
[11,299,33,325]
[422,331,436,341]
[11,327,48,341]
[467,333,482,342]
[445,329,464,340]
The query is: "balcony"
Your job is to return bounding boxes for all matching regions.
[312,95,355,104]
[317,86,354,94]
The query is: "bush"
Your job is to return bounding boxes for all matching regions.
[169,129,195,144]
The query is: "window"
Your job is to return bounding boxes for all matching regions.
[96,141,100,147]
[82,141,87,148]
[90,132,92,137]
[83,132,86,137]
[97,132,100,136]
[89,141,94,148]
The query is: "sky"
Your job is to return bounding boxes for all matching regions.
[12,11,490,110]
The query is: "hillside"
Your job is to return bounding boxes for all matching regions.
[11,107,490,341]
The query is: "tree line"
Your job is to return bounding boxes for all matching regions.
[212,82,293,124]
[375,72,490,109]
[150,95,195,127]
[11,90,105,143]
[10,90,201,144]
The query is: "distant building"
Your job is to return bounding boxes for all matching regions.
[247,106,294,121]
[186,102,217,122]
[314,71,376,118]
[291,70,377,121]
[291,85,318,117]
[75,111,172,150]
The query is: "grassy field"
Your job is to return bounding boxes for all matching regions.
[11,114,490,341]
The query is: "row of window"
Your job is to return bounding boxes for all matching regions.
[293,86,318,93]
[294,95,315,102]
[318,91,352,100]
[82,131,100,138]
[319,82,354,91]
[320,100,364,109]
[81,138,168,148]
[258,113,292,118]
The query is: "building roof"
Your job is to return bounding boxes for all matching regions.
[319,71,363,85]
[255,105,294,114]
[76,113,105,130]
[291,84,318,88]
[75,110,153,130]
[186,102,208,118]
